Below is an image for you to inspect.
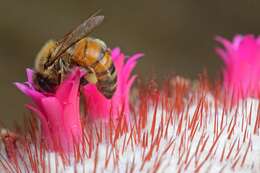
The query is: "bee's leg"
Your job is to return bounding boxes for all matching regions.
[79,68,89,86]
[80,76,88,86]
[58,59,68,82]
[79,67,97,86]
[85,72,98,84]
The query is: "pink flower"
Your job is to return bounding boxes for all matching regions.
[15,69,82,153]
[216,35,260,102]
[83,48,143,121]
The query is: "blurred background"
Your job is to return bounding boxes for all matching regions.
[1,0,260,128]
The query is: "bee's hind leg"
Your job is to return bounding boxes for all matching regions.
[80,76,88,86]
[79,67,98,86]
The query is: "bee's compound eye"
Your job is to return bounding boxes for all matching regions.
[38,76,46,86]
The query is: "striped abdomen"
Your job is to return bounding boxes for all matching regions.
[70,37,117,98]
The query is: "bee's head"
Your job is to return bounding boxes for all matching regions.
[35,40,57,73]
[33,72,57,93]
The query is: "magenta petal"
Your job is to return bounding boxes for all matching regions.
[41,97,74,151]
[56,82,73,103]
[68,71,81,103]
[216,36,233,51]
[26,104,48,130]
[111,47,121,60]
[127,76,137,92]
[122,53,143,82]
[63,97,82,141]
[15,82,45,105]
[215,48,228,63]
[26,104,52,144]
[114,53,125,72]
[55,68,81,103]
[41,97,63,128]
[15,82,30,95]
[26,68,34,84]
[84,84,111,119]
[233,35,243,49]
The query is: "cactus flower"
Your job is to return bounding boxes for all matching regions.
[216,35,260,102]
[15,68,82,152]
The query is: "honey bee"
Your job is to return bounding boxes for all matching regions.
[34,12,117,98]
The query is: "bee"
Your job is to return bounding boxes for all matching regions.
[34,12,117,98]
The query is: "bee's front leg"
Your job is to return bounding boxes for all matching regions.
[58,59,69,82]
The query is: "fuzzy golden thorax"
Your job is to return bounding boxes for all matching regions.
[34,40,58,76]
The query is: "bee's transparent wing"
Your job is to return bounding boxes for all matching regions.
[55,13,104,58]
[45,11,104,67]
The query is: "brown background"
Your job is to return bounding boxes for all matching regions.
[1,0,260,128]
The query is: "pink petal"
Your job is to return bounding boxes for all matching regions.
[41,97,63,128]
[15,82,45,106]
[26,104,52,144]
[111,47,121,60]
[55,68,81,103]
[56,82,73,103]
[215,36,233,52]
[26,68,34,84]
[63,97,82,140]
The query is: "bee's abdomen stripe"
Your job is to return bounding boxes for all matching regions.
[109,64,116,75]
[97,85,117,99]
[98,83,117,91]
[95,70,108,78]
[95,62,115,77]
[98,75,117,86]
[101,92,114,99]
[96,64,117,99]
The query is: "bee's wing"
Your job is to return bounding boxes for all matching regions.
[54,13,104,58]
